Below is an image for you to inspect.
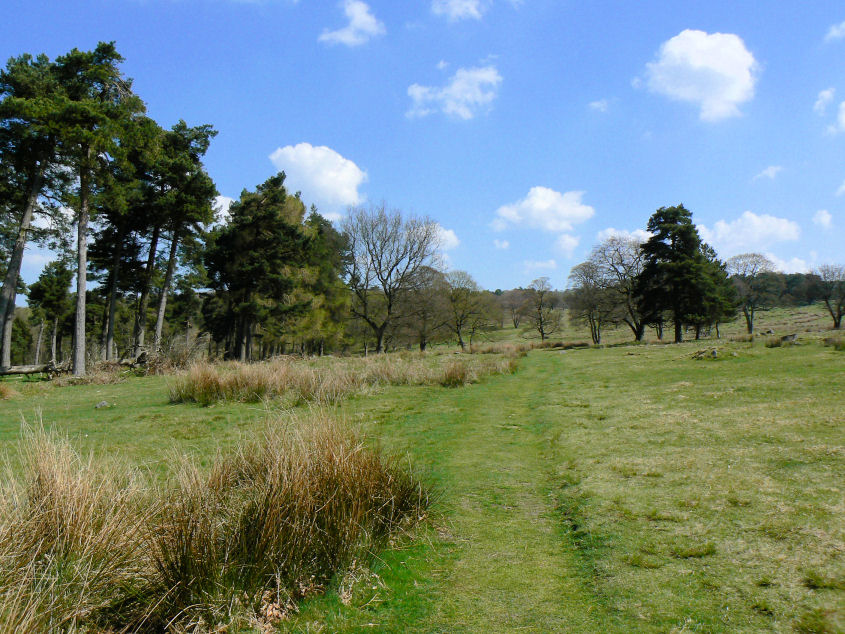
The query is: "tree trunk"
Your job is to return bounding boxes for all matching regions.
[743,307,754,334]
[133,224,161,357]
[674,319,683,344]
[375,324,387,353]
[101,240,123,361]
[1,302,14,369]
[73,158,91,377]
[51,317,58,364]
[34,320,44,364]
[0,168,44,366]
[153,230,180,354]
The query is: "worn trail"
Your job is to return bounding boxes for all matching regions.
[401,353,603,632]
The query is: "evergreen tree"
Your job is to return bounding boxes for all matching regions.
[635,204,735,343]
[28,260,74,363]
[203,173,310,360]
[53,42,145,375]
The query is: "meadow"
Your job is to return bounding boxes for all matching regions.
[0,306,842,632]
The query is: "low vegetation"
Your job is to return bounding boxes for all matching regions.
[169,352,519,406]
[0,416,430,631]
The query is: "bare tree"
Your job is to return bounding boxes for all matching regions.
[342,204,441,353]
[524,277,563,341]
[567,262,618,344]
[726,253,779,334]
[815,264,845,329]
[445,270,485,351]
[399,266,449,351]
[500,288,530,328]
[590,235,647,340]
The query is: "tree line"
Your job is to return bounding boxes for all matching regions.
[2,45,844,373]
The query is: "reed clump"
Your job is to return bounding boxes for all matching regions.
[0,417,430,631]
[170,352,520,406]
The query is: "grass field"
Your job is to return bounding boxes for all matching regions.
[0,310,842,631]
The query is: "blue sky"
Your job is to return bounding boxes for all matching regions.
[5,0,845,290]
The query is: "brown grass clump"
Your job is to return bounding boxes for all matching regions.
[822,336,845,352]
[170,352,520,406]
[0,383,18,400]
[0,428,149,631]
[0,417,430,631]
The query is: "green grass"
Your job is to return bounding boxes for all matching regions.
[0,327,842,631]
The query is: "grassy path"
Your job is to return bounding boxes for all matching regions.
[417,354,602,632]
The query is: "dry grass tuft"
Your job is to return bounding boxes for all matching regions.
[0,383,18,400]
[0,417,430,631]
[170,353,519,406]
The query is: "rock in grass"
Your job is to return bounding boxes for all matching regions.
[95,400,110,409]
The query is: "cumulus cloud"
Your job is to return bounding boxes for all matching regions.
[493,239,509,249]
[493,187,594,233]
[753,165,783,181]
[523,259,557,273]
[432,0,485,21]
[437,225,460,250]
[596,227,652,243]
[825,20,845,42]
[828,102,845,134]
[555,234,579,257]
[269,143,367,214]
[699,211,800,255]
[813,209,833,229]
[213,195,235,224]
[837,180,845,197]
[588,99,609,112]
[319,0,385,47]
[644,29,758,121]
[814,88,835,115]
[766,253,810,274]
[407,65,502,120]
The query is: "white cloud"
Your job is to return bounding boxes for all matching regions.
[437,225,460,250]
[432,0,485,21]
[493,187,594,233]
[588,99,609,112]
[828,102,845,134]
[319,0,385,47]
[407,65,502,120]
[699,211,800,255]
[269,143,367,213]
[493,239,509,249]
[596,228,652,244]
[814,88,835,115]
[825,20,845,42]
[837,180,845,197]
[555,233,579,257]
[813,209,833,229]
[213,195,235,224]
[644,29,758,121]
[753,165,783,181]
[766,253,809,274]
[523,259,557,273]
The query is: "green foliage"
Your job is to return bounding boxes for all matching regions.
[203,173,310,359]
[636,204,737,342]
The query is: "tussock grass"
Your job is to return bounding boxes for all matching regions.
[0,416,430,631]
[0,384,17,400]
[170,353,519,405]
[823,336,845,351]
